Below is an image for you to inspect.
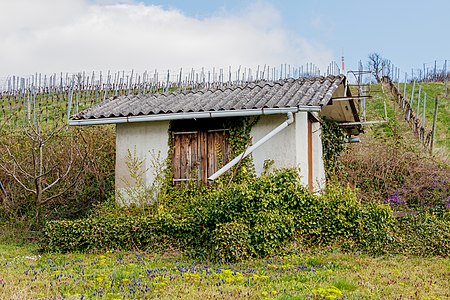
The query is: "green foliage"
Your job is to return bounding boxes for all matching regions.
[211,221,251,262]
[223,116,258,183]
[392,213,450,256]
[42,169,450,260]
[43,215,172,253]
[321,117,347,178]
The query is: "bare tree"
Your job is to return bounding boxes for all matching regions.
[0,120,86,224]
[382,59,392,79]
[367,52,383,83]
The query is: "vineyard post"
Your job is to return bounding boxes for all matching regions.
[423,63,426,81]
[422,93,427,129]
[403,72,407,108]
[434,60,437,82]
[417,86,422,116]
[430,96,438,154]
[410,80,415,111]
[444,60,448,96]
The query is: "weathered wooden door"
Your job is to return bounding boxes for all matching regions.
[172,131,201,184]
[172,129,230,185]
[205,129,230,183]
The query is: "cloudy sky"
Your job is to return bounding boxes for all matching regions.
[0,0,448,82]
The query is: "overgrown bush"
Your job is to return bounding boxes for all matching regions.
[44,215,163,253]
[211,222,251,262]
[391,213,450,256]
[44,169,441,261]
[321,117,347,178]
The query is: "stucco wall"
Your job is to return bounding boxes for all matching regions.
[293,112,310,187]
[114,113,326,203]
[115,121,170,201]
[250,114,297,176]
[251,112,325,191]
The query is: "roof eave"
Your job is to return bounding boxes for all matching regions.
[68,106,322,126]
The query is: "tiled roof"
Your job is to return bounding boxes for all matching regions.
[72,75,345,120]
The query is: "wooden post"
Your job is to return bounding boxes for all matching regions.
[430,96,439,154]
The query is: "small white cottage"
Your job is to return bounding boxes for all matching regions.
[70,75,361,197]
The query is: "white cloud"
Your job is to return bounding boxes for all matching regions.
[0,0,333,79]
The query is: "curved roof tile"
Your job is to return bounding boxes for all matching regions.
[73,75,345,120]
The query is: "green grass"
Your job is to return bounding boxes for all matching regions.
[396,81,449,152]
[356,81,449,156]
[0,244,449,299]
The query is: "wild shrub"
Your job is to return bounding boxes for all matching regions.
[44,169,415,260]
[338,135,450,213]
[391,213,450,256]
[211,222,251,262]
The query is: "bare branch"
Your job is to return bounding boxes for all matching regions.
[43,124,66,145]
[4,145,34,179]
[40,164,84,205]
[42,142,76,194]
[367,52,383,83]
[0,163,36,194]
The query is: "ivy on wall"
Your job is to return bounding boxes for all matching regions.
[220,116,259,184]
[320,117,347,178]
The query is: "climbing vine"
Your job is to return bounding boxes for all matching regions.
[223,116,259,184]
[321,117,347,178]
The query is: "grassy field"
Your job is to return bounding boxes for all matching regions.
[0,244,449,299]
[1,78,449,300]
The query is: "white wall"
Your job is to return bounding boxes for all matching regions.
[294,112,310,187]
[251,114,297,175]
[114,113,326,203]
[251,112,326,191]
[115,121,170,202]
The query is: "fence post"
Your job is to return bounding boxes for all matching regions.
[430,96,439,154]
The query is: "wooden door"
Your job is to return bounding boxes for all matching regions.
[172,131,200,184]
[206,129,230,182]
[172,129,230,185]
